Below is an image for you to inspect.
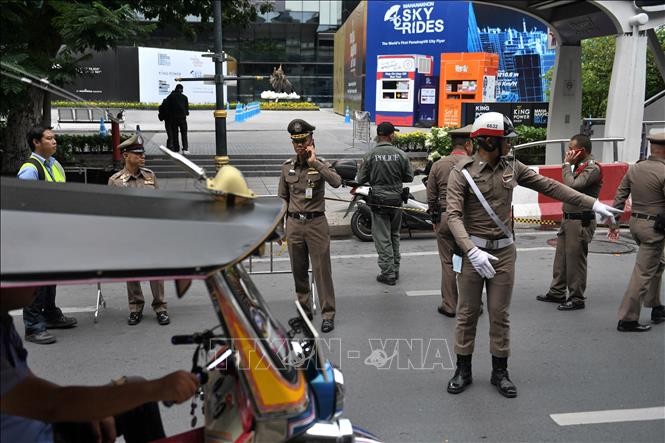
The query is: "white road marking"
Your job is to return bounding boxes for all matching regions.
[249,246,555,264]
[10,306,98,317]
[406,290,440,297]
[550,407,665,426]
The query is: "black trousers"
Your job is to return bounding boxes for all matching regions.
[53,401,165,443]
[23,285,58,334]
[166,116,188,151]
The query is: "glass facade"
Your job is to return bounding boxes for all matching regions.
[134,1,347,106]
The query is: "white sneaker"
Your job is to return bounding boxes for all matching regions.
[182,150,190,155]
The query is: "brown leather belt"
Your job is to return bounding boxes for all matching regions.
[564,211,595,221]
[631,213,657,221]
[288,211,324,220]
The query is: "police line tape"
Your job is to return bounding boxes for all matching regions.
[324,196,428,214]
[325,196,564,222]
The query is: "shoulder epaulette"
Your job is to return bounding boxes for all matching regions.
[454,156,474,171]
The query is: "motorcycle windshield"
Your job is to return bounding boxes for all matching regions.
[207,266,308,416]
[1,178,286,287]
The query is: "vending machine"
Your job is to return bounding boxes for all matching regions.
[437,52,498,128]
[375,54,437,127]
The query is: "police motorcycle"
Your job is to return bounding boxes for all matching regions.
[0,150,381,443]
[332,160,432,242]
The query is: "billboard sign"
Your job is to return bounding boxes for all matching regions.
[462,102,548,128]
[364,1,470,117]
[138,47,217,104]
[72,47,140,102]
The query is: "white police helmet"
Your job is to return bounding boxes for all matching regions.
[471,112,517,139]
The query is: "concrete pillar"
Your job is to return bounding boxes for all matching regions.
[546,45,582,164]
[603,30,648,163]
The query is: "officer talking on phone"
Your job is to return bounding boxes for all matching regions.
[536,134,602,311]
[278,119,342,333]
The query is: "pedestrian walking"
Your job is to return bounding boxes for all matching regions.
[426,125,474,317]
[108,134,170,326]
[537,134,602,311]
[17,126,77,344]
[445,112,621,398]
[278,119,342,333]
[356,122,414,285]
[162,84,189,155]
[608,130,665,332]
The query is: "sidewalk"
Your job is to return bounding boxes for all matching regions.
[53,107,429,238]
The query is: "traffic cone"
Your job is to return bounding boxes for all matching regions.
[99,116,108,136]
[344,107,350,124]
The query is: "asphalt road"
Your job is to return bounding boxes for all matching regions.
[16,230,665,442]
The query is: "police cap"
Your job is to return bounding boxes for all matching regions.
[118,134,145,154]
[287,119,315,140]
[448,124,474,137]
[647,130,665,145]
[377,121,400,136]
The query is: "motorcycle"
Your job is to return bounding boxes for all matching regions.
[1,173,381,443]
[332,160,432,242]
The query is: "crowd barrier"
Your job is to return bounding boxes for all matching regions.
[234,101,261,123]
[512,162,631,225]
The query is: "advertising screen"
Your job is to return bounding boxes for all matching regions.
[342,2,367,113]
[138,47,218,104]
[364,1,470,117]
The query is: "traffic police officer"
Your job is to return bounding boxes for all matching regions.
[609,130,665,332]
[108,134,170,326]
[445,112,621,398]
[356,122,414,285]
[426,125,474,317]
[537,134,602,311]
[278,119,342,333]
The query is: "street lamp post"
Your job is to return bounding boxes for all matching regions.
[212,0,228,171]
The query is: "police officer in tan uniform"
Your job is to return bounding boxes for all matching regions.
[445,113,621,398]
[278,119,342,333]
[426,125,474,317]
[108,134,169,326]
[609,131,665,332]
[537,134,602,311]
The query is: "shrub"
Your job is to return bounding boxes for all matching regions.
[514,126,547,165]
[393,125,549,165]
[393,131,428,152]
[54,134,131,164]
[53,100,319,111]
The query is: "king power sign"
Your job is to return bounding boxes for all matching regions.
[383,2,445,34]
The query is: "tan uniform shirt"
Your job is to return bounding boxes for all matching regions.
[447,156,596,253]
[561,155,602,212]
[278,157,341,213]
[108,167,159,189]
[426,150,469,212]
[613,156,665,216]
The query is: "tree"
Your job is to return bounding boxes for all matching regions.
[0,0,271,174]
[581,26,664,117]
[544,25,665,119]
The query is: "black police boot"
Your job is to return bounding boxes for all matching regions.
[447,354,472,394]
[490,355,517,398]
[651,305,665,324]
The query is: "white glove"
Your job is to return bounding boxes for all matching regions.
[467,247,499,279]
[592,200,622,220]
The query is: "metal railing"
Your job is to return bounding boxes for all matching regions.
[581,118,665,159]
[513,137,625,163]
[246,242,318,312]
